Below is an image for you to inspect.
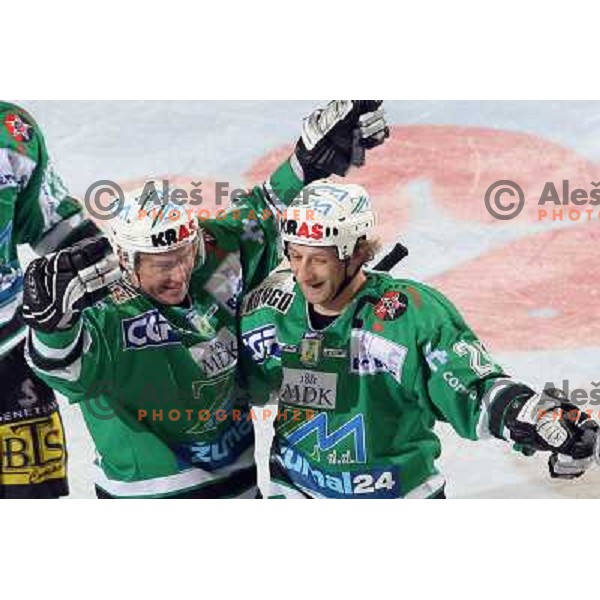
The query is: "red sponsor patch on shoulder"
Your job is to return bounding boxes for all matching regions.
[4,113,33,143]
[374,291,408,321]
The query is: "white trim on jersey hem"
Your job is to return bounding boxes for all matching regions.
[92,447,257,498]
[26,326,91,382]
[403,474,446,499]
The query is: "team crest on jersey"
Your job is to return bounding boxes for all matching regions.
[300,332,323,366]
[185,307,216,337]
[373,291,408,321]
[4,113,32,143]
[122,309,179,349]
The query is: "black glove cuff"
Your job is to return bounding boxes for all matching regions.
[488,384,537,439]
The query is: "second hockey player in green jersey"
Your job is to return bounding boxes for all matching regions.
[240,181,598,498]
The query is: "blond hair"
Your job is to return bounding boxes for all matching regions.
[354,237,382,265]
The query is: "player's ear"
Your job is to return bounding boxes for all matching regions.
[354,238,381,268]
[118,248,140,285]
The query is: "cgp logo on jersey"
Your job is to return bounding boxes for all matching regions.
[241,324,281,364]
[350,330,408,384]
[122,309,180,350]
[280,368,337,410]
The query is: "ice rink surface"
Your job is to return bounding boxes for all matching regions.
[18,100,600,498]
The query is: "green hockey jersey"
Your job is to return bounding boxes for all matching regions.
[0,102,86,357]
[26,159,305,498]
[240,269,520,499]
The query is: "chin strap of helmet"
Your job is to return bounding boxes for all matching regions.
[330,257,361,301]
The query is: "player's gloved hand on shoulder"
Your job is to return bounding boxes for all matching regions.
[21,237,121,333]
[500,387,598,479]
[294,100,389,183]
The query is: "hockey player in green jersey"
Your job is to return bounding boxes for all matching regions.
[239,181,599,498]
[21,101,389,498]
[0,102,101,498]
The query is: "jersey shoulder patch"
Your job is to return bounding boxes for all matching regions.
[107,280,140,306]
[0,103,40,159]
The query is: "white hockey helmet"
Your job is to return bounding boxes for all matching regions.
[109,180,204,271]
[280,181,375,260]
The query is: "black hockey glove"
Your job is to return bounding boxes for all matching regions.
[294,100,389,183]
[491,386,598,479]
[21,237,121,333]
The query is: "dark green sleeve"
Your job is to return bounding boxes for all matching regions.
[25,309,116,405]
[0,102,87,257]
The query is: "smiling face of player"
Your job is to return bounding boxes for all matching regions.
[287,243,367,315]
[133,243,197,305]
